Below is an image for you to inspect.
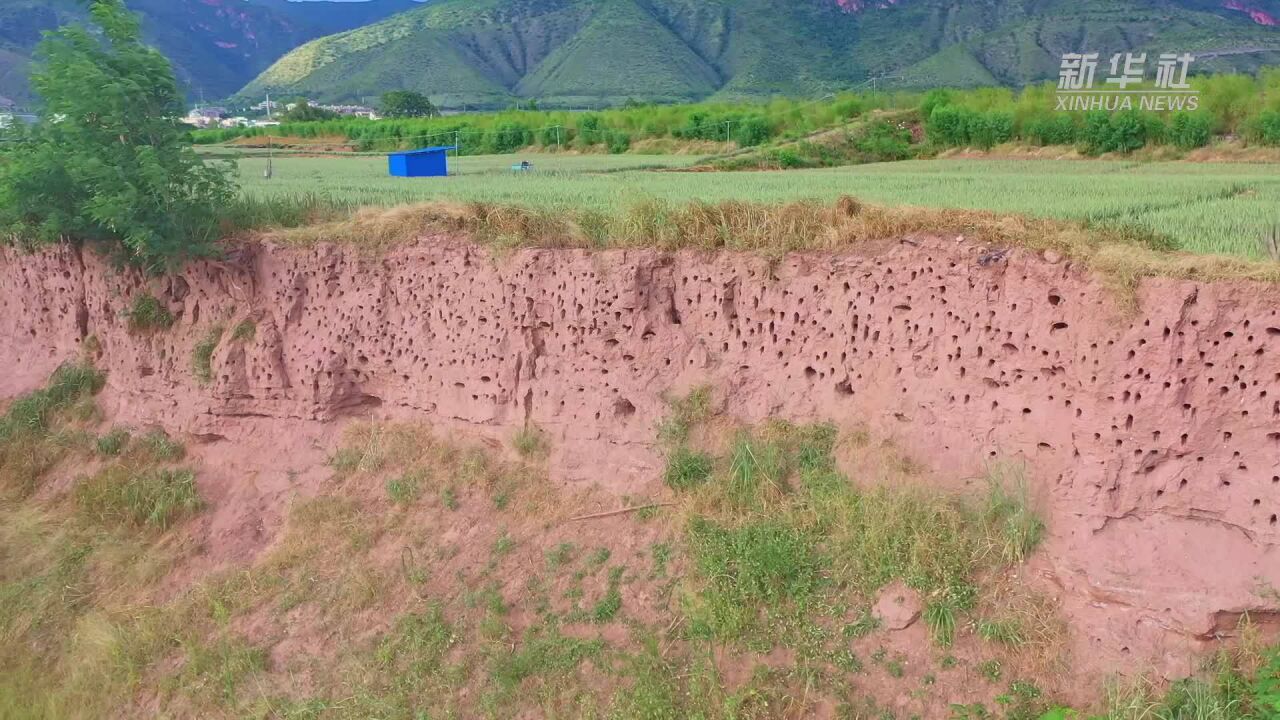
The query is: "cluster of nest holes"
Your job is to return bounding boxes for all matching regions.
[154,251,1280,534]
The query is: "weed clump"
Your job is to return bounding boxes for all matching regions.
[512,424,547,458]
[125,294,174,332]
[75,465,201,530]
[95,427,131,456]
[192,325,223,384]
[386,470,423,505]
[663,446,713,490]
[137,428,185,462]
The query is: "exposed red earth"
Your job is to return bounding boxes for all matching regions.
[3,235,1278,689]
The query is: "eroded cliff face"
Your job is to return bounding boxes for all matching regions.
[2,236,1278,676]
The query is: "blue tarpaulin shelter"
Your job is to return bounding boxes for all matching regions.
[388,145,457,177]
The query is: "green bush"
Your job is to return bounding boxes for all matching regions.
[920,88,953,119]
[1025,114,1077,145]
[1108,111,1149,154]
[606,131,631,154]
[576,113,603,146]
[488,122,531,153]
[855,121,913,160]
[1169,112,1213,149]
[0,0,234,269]
[967,111,1015,149]
[927,105,970,145]
[1256,111,1280,146]
[733,116,773,147]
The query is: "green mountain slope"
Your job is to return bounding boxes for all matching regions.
[886,0,1280,87]
[516,0,723,102]
[0,0,422,105]
[239,0,1280,108]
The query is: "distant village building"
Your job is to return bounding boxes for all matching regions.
[318,104,379,119]
[182,106,227,128]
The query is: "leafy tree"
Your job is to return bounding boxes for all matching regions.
[0,0,234,269]
[379,90,439,119]
[280,100,339,122]
[926,105,970,145]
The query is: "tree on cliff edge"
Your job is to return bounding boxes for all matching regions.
[0,0,233,271]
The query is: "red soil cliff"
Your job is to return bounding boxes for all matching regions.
[2,235,1278,678]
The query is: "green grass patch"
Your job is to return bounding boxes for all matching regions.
[924,601,958,647]
[385,469,423,505]
[662,446,713,490]
[136,428,185,462]
[125,294,174,332]
[95,427,131,457]
[546,542,576,570]
[488,626,605,697]
[589,567,625,623]
[512,424,547,458]
[176,635,268,704]
[192,325,224,385]
[74,465,201,530]
[657,387,712,446]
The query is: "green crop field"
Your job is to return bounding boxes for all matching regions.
[225,153,1280,260]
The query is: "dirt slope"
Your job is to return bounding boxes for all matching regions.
[2,233,1278,683]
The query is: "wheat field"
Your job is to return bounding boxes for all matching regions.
[222,153,1280,259]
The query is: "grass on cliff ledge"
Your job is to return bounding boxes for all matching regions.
[255,196,1280,293]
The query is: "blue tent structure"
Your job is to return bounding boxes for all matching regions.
[388,145,457,177]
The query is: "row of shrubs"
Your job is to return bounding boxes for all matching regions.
[922,72,1280,152]
[928,104,1280,153]
[192,95,879,155]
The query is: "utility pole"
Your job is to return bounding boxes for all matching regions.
[555,125,561,151]
[265,91,272,120]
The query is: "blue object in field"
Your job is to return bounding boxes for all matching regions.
[388,145,457,177]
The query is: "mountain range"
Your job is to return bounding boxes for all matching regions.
[238,0,1280,108]
[3,0,1279,110]
[0,0,423,106]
